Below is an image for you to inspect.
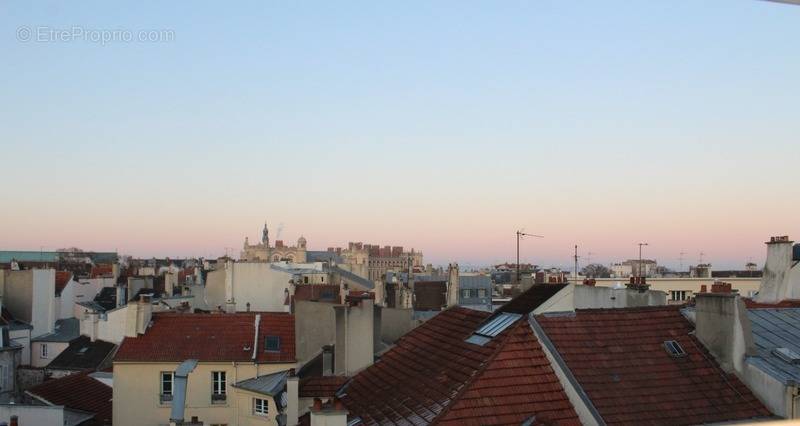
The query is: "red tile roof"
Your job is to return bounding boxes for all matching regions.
[27,372,112,425]
[91,265,114,279]
[55,271,73,295]
[300,376,349,398]
[535,306,772,425]
[438,321,580,426]
[339,306,579,425]
[114,312,295,363]
[743,298,800,309]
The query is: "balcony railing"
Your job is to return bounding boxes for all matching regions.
[211,393,227,404]
[160,394,173,404]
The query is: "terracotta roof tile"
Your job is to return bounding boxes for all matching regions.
[340,291,579,426]
[27,372,112,425]
[300,376,348,398]
[536,306,772,425]
[91,265,114,279]
[55,271,72,295]
[114,312,295,363]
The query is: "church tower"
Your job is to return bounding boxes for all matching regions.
[261,222,269,247]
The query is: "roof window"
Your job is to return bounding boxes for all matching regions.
[664,340,686,357]
[466,312,522,346]
[772,347,800,364]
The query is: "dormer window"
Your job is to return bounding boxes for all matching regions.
[265,336,281,352]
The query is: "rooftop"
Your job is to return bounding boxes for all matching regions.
[234,369,290,396]
[535,306,772,425]
[27,372,112,426]
[338,284,581,425]
[47,336,117,371]
[747,308,800,386]
[32,318,80,343]
[114,311,295,363]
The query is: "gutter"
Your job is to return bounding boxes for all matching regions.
[252,314,261,361]
[528,314,606,426]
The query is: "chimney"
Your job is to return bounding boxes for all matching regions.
[694,292,756,372]
[88,311,99,342]
[225,298,236,314]
[755,236,799,303]
[115,285,126,308]
[446,263,459,307]
[9,416,17,426]
[310,397,348,426]
[711,281,732,294]
[136,294,153,335]
[286,371,299,426]
[321,345,333,376]
[334,298,374,375]
[700,284,707,293]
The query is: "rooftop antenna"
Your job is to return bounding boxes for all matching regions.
[516,230,543,284]
[679,250,686,271]
[699,251,705,264]
[573,245,580,280]
[637,242,649,278]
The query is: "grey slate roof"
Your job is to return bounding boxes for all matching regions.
[32,318,80,342]
[233,369,290,396]
[307,251,345,264]
[746,308,800,386]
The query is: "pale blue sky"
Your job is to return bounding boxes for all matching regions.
[2,1,798,268]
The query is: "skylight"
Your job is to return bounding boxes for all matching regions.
[772,347,800,364]
[466,312,522,346]
[664,340,686,357]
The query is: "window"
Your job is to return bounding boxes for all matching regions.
[253,397,269,416]
[664,340,687,357]
[304,276,309,284]
[477,289,487,298]
[40,344,48,359]
[461,289,470,298]
[470,289,478,298]
[265,336,281,352]
[212,371,227,403]
[160,372,174,403]
[466,312,523,346]
[670,290,687,302]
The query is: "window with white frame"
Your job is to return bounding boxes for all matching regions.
[477,289,487,298]
[461,289,470,298]
[160,372,174,403]
[212,371,226,402]
[40,344,48,359]
[670,290,687,301]
[253,397,268,416]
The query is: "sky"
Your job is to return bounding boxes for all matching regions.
[1,1,799,270]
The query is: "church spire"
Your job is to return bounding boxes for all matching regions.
[261,222,269,245]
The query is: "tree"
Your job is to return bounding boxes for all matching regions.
[581,263,611,278]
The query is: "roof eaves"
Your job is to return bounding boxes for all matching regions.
[527,314,606,426]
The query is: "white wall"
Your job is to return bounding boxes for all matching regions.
[80,305,129,345]
[57,277,114,320]
[31,269,56,338]
[206,262,293,312]
[0,404,66,426]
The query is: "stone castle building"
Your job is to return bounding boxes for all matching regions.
[240,223,308,262]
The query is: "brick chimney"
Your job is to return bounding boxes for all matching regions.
[755,235,800,303]
[310,397,348,426]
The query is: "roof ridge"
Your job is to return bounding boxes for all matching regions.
[431,317,525,425]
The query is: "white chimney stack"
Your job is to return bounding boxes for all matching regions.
[755,236,800,303]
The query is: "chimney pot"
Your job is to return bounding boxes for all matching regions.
[313,398,323,411]
[9,416,17,426]
[334,397,345,410]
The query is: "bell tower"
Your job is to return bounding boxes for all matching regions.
[261,222,269,247]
